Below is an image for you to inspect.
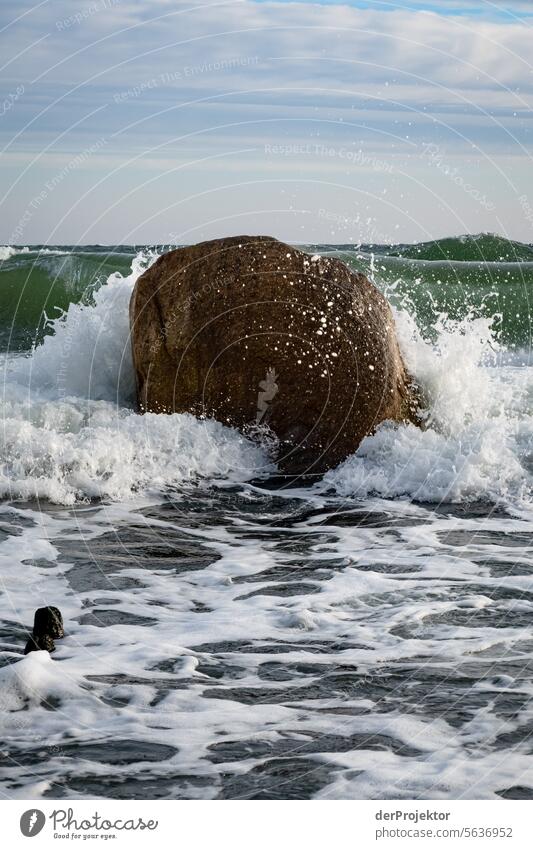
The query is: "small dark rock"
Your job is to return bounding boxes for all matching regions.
[33,606,64,638]
[24,606,64,655]
[24,634,56,654]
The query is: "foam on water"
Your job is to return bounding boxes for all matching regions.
[1,245,533,801]
[0,650,80,712]
[0,251,270,504]
[323,309,533,506]
[0,404,270,504]
[0,246,29,261]
[2,488,533,800]
[0,248,531,507]
[7,250,149,404]
[0,247,71,260]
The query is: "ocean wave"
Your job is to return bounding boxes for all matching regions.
[0,246,29,261]
[0,249,270,503]
[386,232,533,263]
[323,310,533,504]
[0,401,269,505]
[1,236,533,349]
[0,245,531,506]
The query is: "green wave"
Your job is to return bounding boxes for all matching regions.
[340,251,533,348]
[386,233,533,263]
[1,238,532,352]
[0,249,134,350]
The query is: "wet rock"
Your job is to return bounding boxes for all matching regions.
[24,606,64,655]
[129,235,418,476]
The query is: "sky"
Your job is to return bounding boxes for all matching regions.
[0,0,532,245]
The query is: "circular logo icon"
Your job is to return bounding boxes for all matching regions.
[20,809,46,837]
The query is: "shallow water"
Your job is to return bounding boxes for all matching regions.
[1,489,533,800]
[0,238,532,799]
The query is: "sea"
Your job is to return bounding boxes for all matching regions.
[0,232,532,800]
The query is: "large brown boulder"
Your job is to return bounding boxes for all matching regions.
[129,235,417,476]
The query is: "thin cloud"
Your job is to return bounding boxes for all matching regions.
[0,0,531,242]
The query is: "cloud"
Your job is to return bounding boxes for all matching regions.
[0,0,531,242]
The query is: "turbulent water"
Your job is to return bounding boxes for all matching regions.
[0,235,532,800]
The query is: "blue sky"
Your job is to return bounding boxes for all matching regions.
[0,0,532,244]
[257,0,533,18]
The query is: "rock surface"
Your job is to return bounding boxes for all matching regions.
[24,606,64,654]
[129,235,417,475]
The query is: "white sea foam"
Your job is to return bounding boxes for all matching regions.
[0,650,79,711]
[1,251,533,801]
[0,251,270,503]
[0,246,29,261]
[323,309,533,504]
[0,246,71,260]
[1,250,532,506]
[0,404,270,504]
[7,250,151,404]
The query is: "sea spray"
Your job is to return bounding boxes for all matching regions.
[0,240,531,505]
[323,308,532,504]
[0,250,270,503]
[7,250,156,403]
[1,240,533,802]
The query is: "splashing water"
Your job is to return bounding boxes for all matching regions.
[323,308,532,505]
[1,239,533,802]
[0,244,531,506]
[0,250,271,504]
